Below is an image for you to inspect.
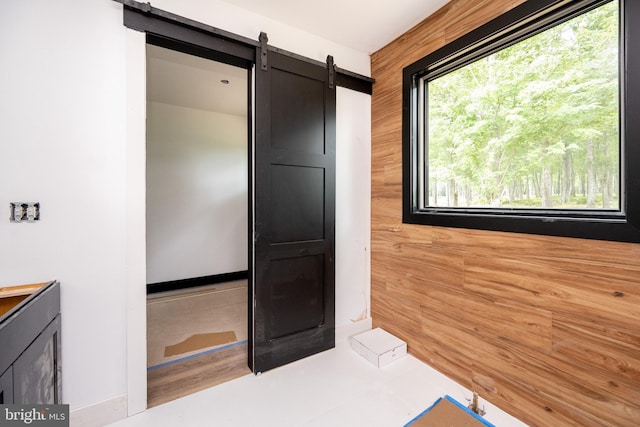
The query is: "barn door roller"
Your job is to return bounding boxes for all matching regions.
[327,55,335,89]
[259,32,268,71]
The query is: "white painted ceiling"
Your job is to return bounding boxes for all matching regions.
[147,44,248,117]
[147,0,452,114]
[221,0,451,53]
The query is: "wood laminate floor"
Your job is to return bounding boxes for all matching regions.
[146,281,250,407]
[147,342,251,408]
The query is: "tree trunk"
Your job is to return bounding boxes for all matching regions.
[562,151,572,204]
[601,143,611,209]
[465,185,472,206]
[432,177,438,207]
[507,182,513,206]
[447,179,458,207]
[586,139,596,208]
[602,169,611,209]
[532,172,541,198]
[541,165,553,208]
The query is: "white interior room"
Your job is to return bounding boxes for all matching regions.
[1,0,371,423]
[4,0,632,426]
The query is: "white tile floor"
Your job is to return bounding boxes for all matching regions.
[109,325,528,427]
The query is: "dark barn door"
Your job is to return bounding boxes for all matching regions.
[251,47,336,373]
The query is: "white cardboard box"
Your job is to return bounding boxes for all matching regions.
[350,327,407,367]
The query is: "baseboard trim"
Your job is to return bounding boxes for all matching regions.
[336,317,372,344]
[147,271,249,294]
[70,394,128,427]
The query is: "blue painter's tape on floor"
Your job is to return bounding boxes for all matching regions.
[147,339,248,371]
[404,395,496,427]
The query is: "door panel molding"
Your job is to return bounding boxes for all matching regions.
[252,51,336,373]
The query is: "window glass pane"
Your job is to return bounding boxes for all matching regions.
[426,1,618,210]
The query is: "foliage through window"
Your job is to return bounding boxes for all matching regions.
[403,0,640,242]
[427,2,617,210]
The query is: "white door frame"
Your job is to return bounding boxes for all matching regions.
[125,28,148,416]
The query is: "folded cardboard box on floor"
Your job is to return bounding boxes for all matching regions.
[350,327,407,367]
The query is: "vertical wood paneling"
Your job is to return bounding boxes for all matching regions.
[370,1,640,426]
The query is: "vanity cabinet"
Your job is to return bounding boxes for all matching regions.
[0,281,61,404]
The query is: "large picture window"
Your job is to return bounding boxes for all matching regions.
[402,0,640,242]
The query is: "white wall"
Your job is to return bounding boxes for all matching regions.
[146,103,248,283]
[335,88,372,326]
[0,0,128,414]
[0,0,371,422]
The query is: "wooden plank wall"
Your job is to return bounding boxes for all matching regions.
[370,1,640,426]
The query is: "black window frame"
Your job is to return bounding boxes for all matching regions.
[402,0,640,243]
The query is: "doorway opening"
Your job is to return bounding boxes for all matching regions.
[144,42,252,407]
